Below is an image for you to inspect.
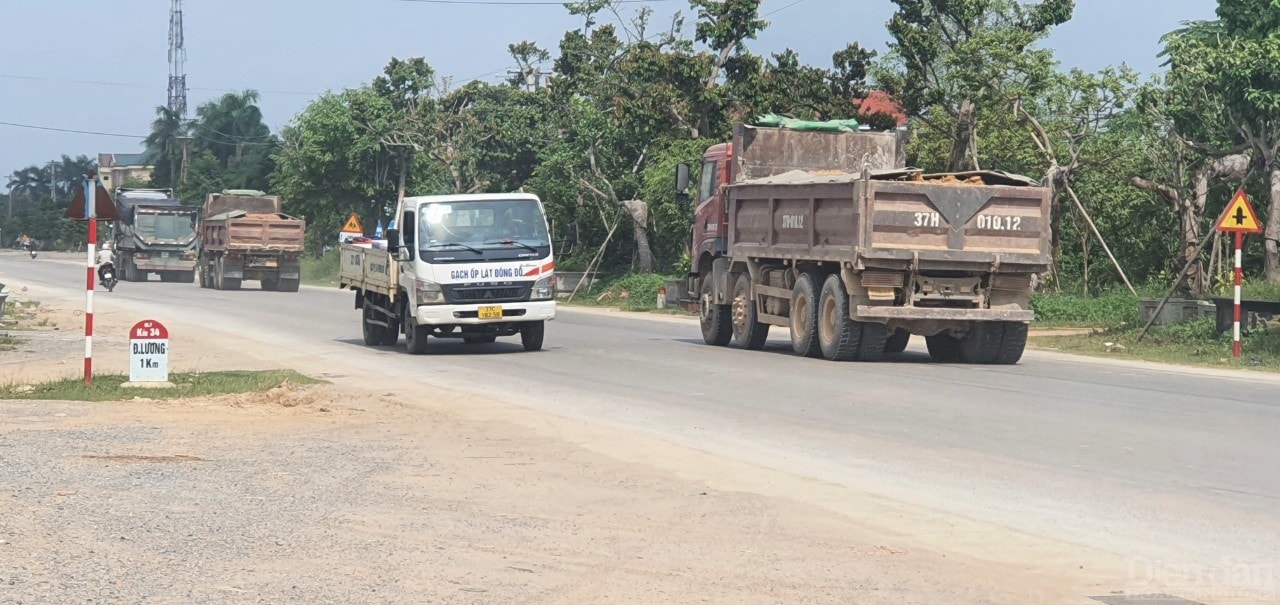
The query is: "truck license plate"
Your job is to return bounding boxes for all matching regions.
[478,306,503,320]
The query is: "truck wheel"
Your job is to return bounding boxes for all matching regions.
[181,271,195,283]
[278,278,300,293]
[221,277,241,291]
[699,275,732,347]
[856,323,891,362]
[362,301,389,346]
[521,321,545,352]
[262,279,279,291]
[885,329,911,354]
[817,274,860,361]
[731,274,769,350]
[958,323,1009,364]
[926,334,963,363]
[402,304,429,355]
[790,273,823,358]
[995,322,1029,365]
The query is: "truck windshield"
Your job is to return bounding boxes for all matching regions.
[418,199,551,263]
[137,212,196,242]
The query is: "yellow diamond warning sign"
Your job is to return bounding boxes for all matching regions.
[1215,189,1263,234]
[341,212,364,234]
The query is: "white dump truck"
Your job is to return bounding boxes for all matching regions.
[339,193,557,353]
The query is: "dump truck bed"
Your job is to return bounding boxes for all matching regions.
[200,212,305,252]
[727,170,1051,273]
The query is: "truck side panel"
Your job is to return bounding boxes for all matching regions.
[339,244,396,297]
[730,183,861,262]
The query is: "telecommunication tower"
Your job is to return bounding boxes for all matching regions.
[167,0,188,117]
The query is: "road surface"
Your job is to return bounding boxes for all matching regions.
[4,251,1278,603]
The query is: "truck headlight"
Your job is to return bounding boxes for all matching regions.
[415,279,445,305]
[531,274,556,301]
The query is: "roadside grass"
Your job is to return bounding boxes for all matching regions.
[0,370,321,402]
[559,273,692,313]
[1032,317,1280,371]
[301,250,341,287]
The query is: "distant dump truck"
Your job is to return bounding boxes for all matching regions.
[112,188,199,283]
[197,190,306,292]
[676,123,1051,364]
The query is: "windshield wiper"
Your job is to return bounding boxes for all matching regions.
[423,242,483,254]
[482,240,541,253]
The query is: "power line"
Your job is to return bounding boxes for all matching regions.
[0,73,324,97]
[0,121,146,139]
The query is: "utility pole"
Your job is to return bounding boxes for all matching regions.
[177,135,192,183]
[48,161,56,200]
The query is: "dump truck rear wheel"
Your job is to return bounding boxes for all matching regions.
[278,278,300,293]
[885,329,910,354]
[699,275,732,347]
[731,274,770,350]
[790,273,823,358]
[856,322,890,362]
[262,279,279,291]
[817,274,859,361]
[926,334,963,363]
[959,323,1005,364]
[995,322,1028,365]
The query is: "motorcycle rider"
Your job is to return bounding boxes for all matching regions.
[97,241,116,285]
[19,234,33,253]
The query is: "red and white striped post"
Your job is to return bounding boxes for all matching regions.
[1214,188,1263,360]
[1233,230,1243,359]
[83,176,97,384]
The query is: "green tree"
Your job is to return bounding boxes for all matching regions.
[1162,0,1280,279]
[876,0,1075,171]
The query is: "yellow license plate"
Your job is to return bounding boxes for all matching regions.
[478,306,503,320]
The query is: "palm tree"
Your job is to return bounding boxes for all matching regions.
[145,106,187,187]
[194,90,272,167]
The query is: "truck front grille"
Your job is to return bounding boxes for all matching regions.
[443,283,531,304]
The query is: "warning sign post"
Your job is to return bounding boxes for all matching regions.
[339,212,364,244]
[1214,189,1264,359]
[129,320,170,383]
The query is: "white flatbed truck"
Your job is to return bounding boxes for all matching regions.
[339,193,557,353]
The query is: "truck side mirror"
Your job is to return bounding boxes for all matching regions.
[385,228,400,254]
[675,163,691,195]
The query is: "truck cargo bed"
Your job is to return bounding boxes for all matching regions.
[727,170,1051,272]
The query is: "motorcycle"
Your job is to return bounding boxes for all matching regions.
[25,246,36,259]
[100,263,118,292]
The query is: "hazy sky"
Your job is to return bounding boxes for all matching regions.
[0,0,1216,181]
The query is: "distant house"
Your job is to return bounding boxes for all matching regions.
[855,91,909,127]
[98,149,159,187]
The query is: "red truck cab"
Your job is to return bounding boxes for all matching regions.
[687,142,733,279]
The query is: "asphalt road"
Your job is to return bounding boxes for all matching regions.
[5,252,1279,592]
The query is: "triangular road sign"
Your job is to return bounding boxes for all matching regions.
[340,212,364,234]
[1215,189,1263,234]
[64,172,119,221]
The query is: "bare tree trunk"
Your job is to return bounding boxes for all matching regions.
[947,100,976,172]
[622,199,652,274]
[1265,164,1280,282]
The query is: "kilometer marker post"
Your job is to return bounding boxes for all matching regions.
[1213,189,1264,359]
